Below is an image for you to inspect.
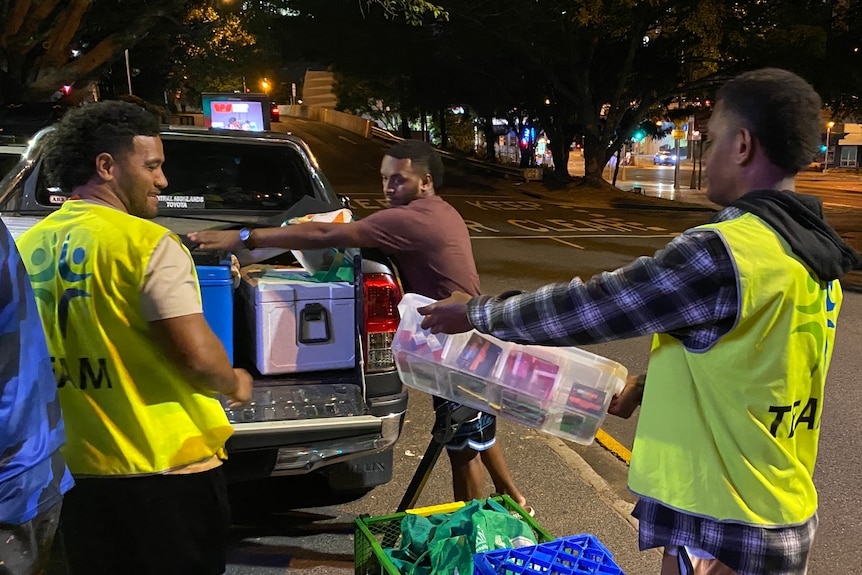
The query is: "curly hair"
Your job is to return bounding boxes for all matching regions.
[716,68,822,174]
[385,140,445,189]
[44,100,160,193]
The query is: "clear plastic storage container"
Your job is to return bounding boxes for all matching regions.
[392,293,628,445]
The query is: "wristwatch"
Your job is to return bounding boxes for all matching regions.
[238,227,258,250]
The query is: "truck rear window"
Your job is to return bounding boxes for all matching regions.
[159,139,315,211]
[31,137,318,213]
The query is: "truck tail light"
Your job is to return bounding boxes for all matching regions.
[363,273,402,372]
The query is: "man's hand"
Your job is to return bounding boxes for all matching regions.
[419,291,474,334]
[224,368,253,409]
[607,374,644,419]
[187,230,243,252]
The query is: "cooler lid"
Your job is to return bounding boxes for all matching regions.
[241,266,353,303]
[196,264,232,281]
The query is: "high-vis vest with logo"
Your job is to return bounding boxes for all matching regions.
[629,213,842,526]
[18,201,233,476]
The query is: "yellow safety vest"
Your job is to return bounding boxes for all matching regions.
[18,201,233,476]
[629,213,842,525]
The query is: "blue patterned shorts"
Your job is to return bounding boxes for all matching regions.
[432,396,497,452]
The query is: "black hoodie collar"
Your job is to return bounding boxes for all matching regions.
[714,189,861,281]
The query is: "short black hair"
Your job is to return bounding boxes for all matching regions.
[716,68,822,174]
[385,140,445,189]
[44,100,160,192]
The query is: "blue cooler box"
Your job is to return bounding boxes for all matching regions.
[196,264,234,364]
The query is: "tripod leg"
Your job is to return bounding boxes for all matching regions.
[396,437,446,513]
[395,403,480,512]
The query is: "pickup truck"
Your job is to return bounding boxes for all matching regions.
[0,125,409,495]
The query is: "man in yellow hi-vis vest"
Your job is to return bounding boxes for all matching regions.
[418,69,861,575]
[18,101,252,575]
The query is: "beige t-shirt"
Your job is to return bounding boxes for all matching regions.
[141,234,202,321]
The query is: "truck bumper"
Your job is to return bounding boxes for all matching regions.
[225,388,408,477]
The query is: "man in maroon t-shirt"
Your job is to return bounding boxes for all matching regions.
[189,140,529,510]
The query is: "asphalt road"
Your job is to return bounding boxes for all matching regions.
[217,118,862,574]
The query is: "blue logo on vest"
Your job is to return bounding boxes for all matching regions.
[29,233,92,337]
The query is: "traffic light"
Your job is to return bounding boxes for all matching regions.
[632,129,645,142]
[820,144,828,153]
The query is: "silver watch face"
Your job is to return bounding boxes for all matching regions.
[239,228,250,242]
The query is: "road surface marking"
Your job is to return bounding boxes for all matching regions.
[595,429,632,465]
[552,238,585,249]
[338,136,357,145]
[469,234,676,240]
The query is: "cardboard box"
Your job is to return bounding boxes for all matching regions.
[238,266,355,375]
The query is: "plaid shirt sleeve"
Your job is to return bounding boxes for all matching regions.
[467,228,739,351]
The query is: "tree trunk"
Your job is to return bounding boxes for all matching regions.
[400,112,410,139]
[582,132,609,186]
[438,107,448,148]
[543,122,574,179]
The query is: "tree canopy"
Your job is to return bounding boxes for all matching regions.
[0,0,445,105]
[2,0,858,185]
[275,0,858,183]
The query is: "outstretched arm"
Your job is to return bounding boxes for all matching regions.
[188,222,375,252]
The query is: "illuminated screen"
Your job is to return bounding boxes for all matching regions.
[201,93,270,132]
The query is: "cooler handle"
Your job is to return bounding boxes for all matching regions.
[298,303,332,344]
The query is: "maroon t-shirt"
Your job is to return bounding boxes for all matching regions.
[354,195,480,299]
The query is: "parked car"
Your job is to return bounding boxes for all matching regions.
[653,151,677,165]
[0,126,408,496]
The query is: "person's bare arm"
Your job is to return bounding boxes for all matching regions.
[188,222,374,252]
[149,314,252,408]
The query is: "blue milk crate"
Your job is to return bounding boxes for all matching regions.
[473,534,624,575]
[197,264,234,364]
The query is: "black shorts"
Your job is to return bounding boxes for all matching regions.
[53,466,230,575]
[433,396,497,451]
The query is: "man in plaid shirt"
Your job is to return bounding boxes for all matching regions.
[419,68,861,575]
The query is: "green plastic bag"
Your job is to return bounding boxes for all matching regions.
[384,499,537,575]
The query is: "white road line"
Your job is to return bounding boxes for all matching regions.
[469,234,678,240]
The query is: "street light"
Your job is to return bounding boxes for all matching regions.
[824,121,835,172]
[260,78,271,94]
